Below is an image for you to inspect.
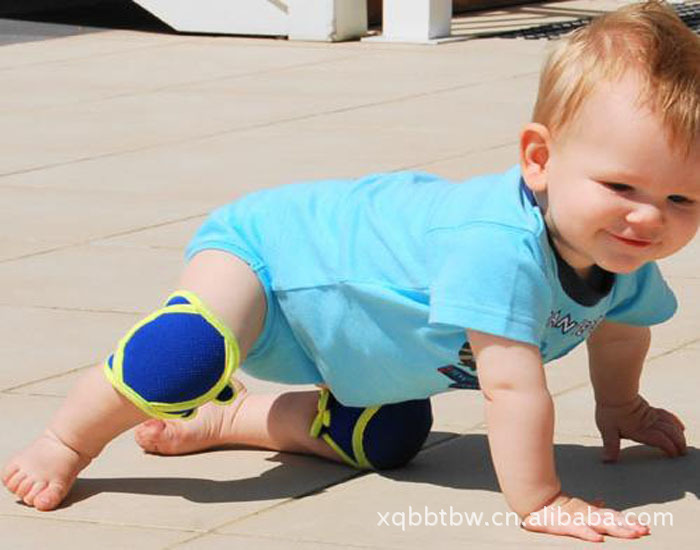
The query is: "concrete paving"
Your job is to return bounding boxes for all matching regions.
[1,2,698,548]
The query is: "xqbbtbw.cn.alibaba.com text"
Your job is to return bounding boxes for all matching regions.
[376,506,674,531]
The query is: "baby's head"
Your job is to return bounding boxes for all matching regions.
[520,1,699,279]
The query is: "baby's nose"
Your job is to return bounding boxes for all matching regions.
[625,202,664,228]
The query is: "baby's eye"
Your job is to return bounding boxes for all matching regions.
[602,182,633,192]
[668,194,694,205]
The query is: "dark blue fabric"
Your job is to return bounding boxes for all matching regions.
[323,393,432,469]
[216,384,235,402]
[364,398,432,469]
[122,312,226,403]
[166,295,192,306]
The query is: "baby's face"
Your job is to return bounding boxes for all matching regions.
[540,75,700,279]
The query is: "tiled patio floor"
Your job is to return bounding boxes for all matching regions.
[1,2,697,548]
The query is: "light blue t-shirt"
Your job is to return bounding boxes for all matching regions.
[187,166,677,406]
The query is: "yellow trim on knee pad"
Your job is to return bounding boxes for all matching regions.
[351,406,380,469]
[103,290,240,420]
[308,388,379,470]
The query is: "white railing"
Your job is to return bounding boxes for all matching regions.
[133,0,368,41]
[132,0,454,43]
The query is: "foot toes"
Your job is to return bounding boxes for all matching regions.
[134,419,167,451]
[22,480,48,506]
[135,419,166,439]
[2,462,20,485]
[6,470,27,493]
[34,483,65,512]
[15,476,36,499]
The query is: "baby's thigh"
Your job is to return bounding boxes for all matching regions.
[179,249,266,361]
[240,268,324,386]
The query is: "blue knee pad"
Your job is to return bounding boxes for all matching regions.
[309,389,432,470]
[103,290,240,420]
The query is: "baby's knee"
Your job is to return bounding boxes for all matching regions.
[310,390,432,470]
[103,290,240,420]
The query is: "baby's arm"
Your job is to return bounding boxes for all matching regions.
[468,329,649,542]
[586,321,686,462]
[467,330,559,516]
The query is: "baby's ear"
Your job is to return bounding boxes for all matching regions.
[520,123,550,192]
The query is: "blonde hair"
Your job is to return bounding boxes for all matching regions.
[532,0,699,154]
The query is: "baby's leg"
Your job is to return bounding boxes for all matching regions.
[135,388,343,463]
[136,388,433,470]
[2,250,268,510]
[2,363,149,511]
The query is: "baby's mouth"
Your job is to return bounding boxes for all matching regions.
[608,232,655,248]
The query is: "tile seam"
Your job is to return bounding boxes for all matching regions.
[163,470,368,549]
[0,212,207,264]
[1,363,94,393]
[1,53,365,116]
[167,529,398,550]
[0,510,206,534]
[0,36,190,73]
[0,70,538,181]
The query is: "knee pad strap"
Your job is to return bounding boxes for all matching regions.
[103,290,240,420]
[309,389,379,469]
[309,389,432,470]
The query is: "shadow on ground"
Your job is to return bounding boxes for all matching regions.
[2,0,169,32]
[0,0,171,46]
[50,433,698,511]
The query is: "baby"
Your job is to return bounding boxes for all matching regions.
[3,1,698,542]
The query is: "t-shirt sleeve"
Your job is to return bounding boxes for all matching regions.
[605,262,677,325]
[426,223,552,347]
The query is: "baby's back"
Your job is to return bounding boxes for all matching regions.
[228,172,454,293]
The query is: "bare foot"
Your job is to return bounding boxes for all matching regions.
[134,381,249,456]
[2,430,91,511]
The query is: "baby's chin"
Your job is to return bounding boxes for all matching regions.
[595,258,650,275]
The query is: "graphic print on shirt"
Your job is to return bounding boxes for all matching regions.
[437,341,480,390]
[548,310,604,339]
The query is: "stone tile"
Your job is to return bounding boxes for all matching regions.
[0,64,535,200]
[220,432,698,547]
[0,137,274,205]
[0,393,66,468]
[657,236,700,279]
[12,365,317,400]
[1,243,183,312]
[544,345,590,396]
[296,72,538,146]
[172,533,364,549]
[412,143,520,181]
[0,31,184,70]
[648,278,700,356]
[2,40,353,113]
[95,216,206,250]
[430,389,484,433]
[0,236,68,262]
[0,185,212,258]
[0,515,189,550]
[0,392,362,531]
[553,347,700,442]
[185,42,542,105]
[0,38,539,177]
[0,305,137,391]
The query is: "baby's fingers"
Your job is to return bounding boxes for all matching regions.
[522,513,604,542]
[655,410,687,455]
[589,509,649,539]
[657,408,685,431]
[634,427,681,457]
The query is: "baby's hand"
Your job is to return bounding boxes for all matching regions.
[595,395,687,462]
[521,493,650,542]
